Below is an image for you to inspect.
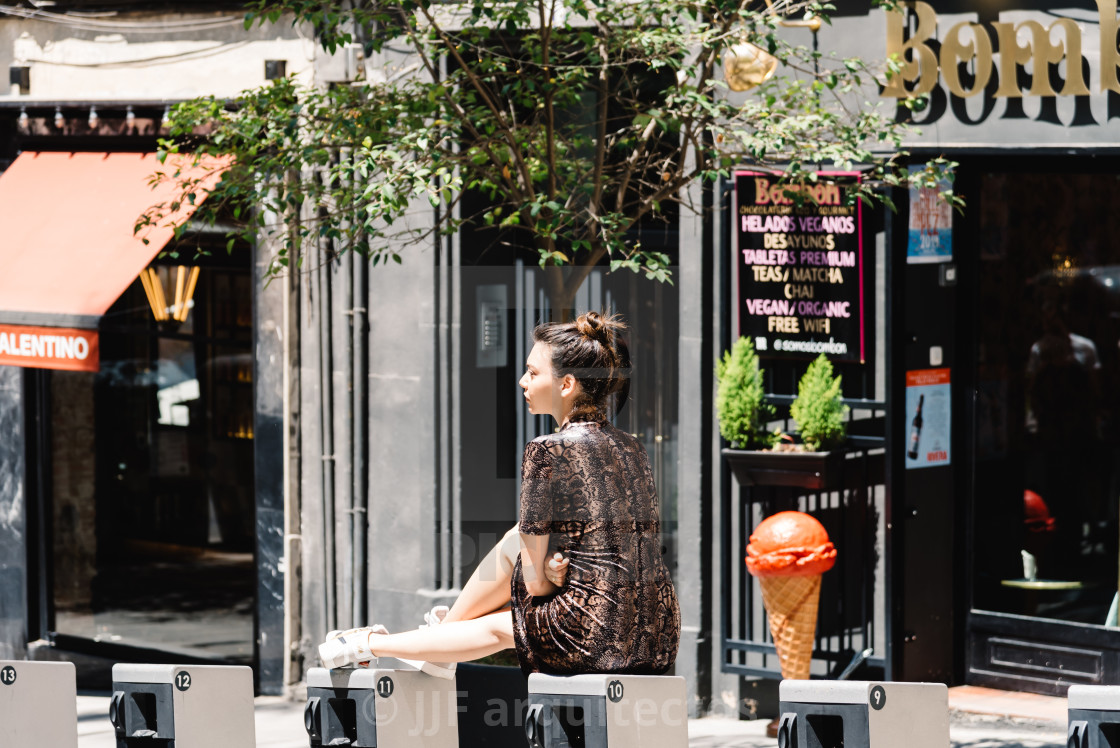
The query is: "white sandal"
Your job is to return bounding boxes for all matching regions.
[318,609,459,680]
[318,624,388,668]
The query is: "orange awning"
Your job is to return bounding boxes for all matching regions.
[0,151,227,330]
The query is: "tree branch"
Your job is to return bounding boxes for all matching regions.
[414,3,538,204]
[541,0,558,206]
[400,19,527,205]
[590,20,610,221]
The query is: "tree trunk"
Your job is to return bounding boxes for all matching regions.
[546,282,577,322]
[541,249,578,323]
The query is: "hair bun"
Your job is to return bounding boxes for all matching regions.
[575,311,605,339]
[574,311,625,370]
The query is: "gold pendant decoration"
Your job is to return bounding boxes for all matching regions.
[724,42,779,92]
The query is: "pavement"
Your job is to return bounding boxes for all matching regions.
[74,683,1070,748]
[946,686,1067,748]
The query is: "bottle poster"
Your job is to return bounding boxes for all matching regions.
[734,171,864,363]
[905,368,951,469]
[906,164,953,264]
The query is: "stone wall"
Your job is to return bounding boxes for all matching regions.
[0,367,26,660]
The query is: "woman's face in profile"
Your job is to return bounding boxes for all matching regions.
[519,342,563,418]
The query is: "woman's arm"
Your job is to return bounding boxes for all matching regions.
[520,532,562,597]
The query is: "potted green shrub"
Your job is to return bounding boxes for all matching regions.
[716,336,779,450]
[718,343,851,489]
[790,353,849,452]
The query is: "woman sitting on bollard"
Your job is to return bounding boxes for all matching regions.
[319,311,681,676]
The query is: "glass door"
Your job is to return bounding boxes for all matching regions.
[971,169,1120,627]
[47,256,255,662]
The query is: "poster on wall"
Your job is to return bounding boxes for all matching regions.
[906,165,953,264]
[905,368,951,469]
[734,171,864,363]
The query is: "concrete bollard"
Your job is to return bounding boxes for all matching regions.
[305,667,460,748]
[1068,685,1120,748]
[110,664,255,747]
[0,660,78,747]
[777,681,949,748]
[524,673,688,748]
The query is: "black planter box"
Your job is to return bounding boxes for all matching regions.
[722,446,850,490]
[456,663,528,747]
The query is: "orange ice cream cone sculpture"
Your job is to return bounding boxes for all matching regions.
[746,511,837,680]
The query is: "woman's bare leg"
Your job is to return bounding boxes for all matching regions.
[443,526,520,623]
[370,611,514,663]
[319,530,522,669]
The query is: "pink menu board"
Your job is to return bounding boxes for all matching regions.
[734,171,864,363]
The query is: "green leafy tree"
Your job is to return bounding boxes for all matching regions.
[142,0,951,319]
[716,336,776,449]
[790,353,848,451]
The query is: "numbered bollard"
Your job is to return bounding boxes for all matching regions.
[305,667,459,748]
[776,681,948,748]
[110,664,255,747]
[0,660,78,747]
[1068,685,1120,748]
[524,673,688,748]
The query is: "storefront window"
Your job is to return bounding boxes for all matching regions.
[973,172,1120,626]
[50,256,255,661]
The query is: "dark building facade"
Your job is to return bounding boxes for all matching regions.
[810,0,1120,696]
[0,0,1118,713]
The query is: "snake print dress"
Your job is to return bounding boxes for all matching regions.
[511,418,681,675]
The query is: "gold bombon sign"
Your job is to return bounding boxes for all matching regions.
[883,0,1120,99]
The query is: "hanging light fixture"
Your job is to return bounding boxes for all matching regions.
[139,265,200,324]
[1050,252,1078,285]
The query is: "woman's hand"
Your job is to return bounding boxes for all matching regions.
[545,552,569,587]
[521,533,564,596]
